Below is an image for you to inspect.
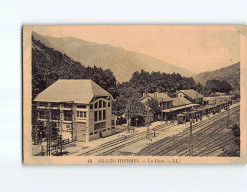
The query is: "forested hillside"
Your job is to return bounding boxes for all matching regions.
[32,36,118,99]
[193,62,240,92]
[33,32,195,82]
[32,33,198,116]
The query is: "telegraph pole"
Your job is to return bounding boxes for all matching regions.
[184,105,187,125]
[227,105,230,127]
[146,101,150,140]
[146,107,150,140]
[128,109,130,133]
[46,106,52,156]
[189,119,193,156]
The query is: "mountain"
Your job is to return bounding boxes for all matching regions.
[32,35,118,99]
[32,32,195,82]
[193,62,240,92]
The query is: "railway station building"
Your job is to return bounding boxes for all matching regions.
[176,89,203,105]
[141,91,200,121]
[34,79,116,142]
[141,92,173,110]
[160,96,200,121]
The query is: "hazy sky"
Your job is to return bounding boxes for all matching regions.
[33,25,240,74]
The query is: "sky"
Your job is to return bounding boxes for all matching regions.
[32,25,240,74]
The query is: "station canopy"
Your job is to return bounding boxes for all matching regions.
[161,104,199,113]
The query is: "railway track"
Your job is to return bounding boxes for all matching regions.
[171,110,240,156]
[78,104,239,156]
[79,121,176,156]
[138,105,239,156]
[103,105,239,156]
[169,112,239,156]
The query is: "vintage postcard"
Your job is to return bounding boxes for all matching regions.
[23,25,247,164]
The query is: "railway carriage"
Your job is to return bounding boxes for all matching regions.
[177,113,189,124]
[176,100,231,124]
[177,110,201,124]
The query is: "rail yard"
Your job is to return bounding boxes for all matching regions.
[70,101,240,157]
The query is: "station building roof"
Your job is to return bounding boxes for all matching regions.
[171,97,192,107]
[34,79,112,104]
[161,103,199,113]
[141,92,173,103]
[176,89,203,99]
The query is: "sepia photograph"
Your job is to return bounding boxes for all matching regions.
[22,25,247,164]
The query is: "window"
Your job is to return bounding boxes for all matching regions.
[90,132,93,136]
[108,102,111,107]
[64,110,72,121]
[76,111,87,118]
[99,110,102,121]
[103,110,106,120]
[66,124,71,129]
[94,102,98,109]
[64,104,72,108]
[103,101,106,108]
[39,110,47,119]
[94,122,106,130]
[77,104,86,109]
[90,104,93,109]
[99,101,102,108]
[50,103,59,107]
[94,111,98,121]
[51,110,60,120]
[39,102,47,107]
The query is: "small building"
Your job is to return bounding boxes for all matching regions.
[141,92,173,110]
[160,96,199,121]
[141,92,173,121]
[204,95,234,105]
[34,79,116,142]
[176,89,203,105]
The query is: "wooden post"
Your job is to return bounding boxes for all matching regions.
[189,119,193,156]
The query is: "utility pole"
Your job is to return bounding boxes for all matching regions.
[213,92,216,121]
[146,101,150,140]
[128,109,130,133]
[46,106,52,156]
[227,105,230,128]
[189,119,193,156]
[184,105,187,125]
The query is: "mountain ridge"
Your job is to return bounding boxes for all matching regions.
[32,32,195,83]
[193,62,240,92]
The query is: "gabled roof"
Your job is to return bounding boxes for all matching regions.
[34,79,112,104]
[177,89,203,99]
[171,97,192,107]
[143,92,173,102]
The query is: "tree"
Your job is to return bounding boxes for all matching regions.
[204,79,221,94]
[32,120,45,144]
[129,69,197,94]
[196,83,203,94]
[147,98,160,120]
[125,93,146,130]
[204,79,232,94]
[32,36,119,99]
[220,80,232,94]
[112,96,128,116]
